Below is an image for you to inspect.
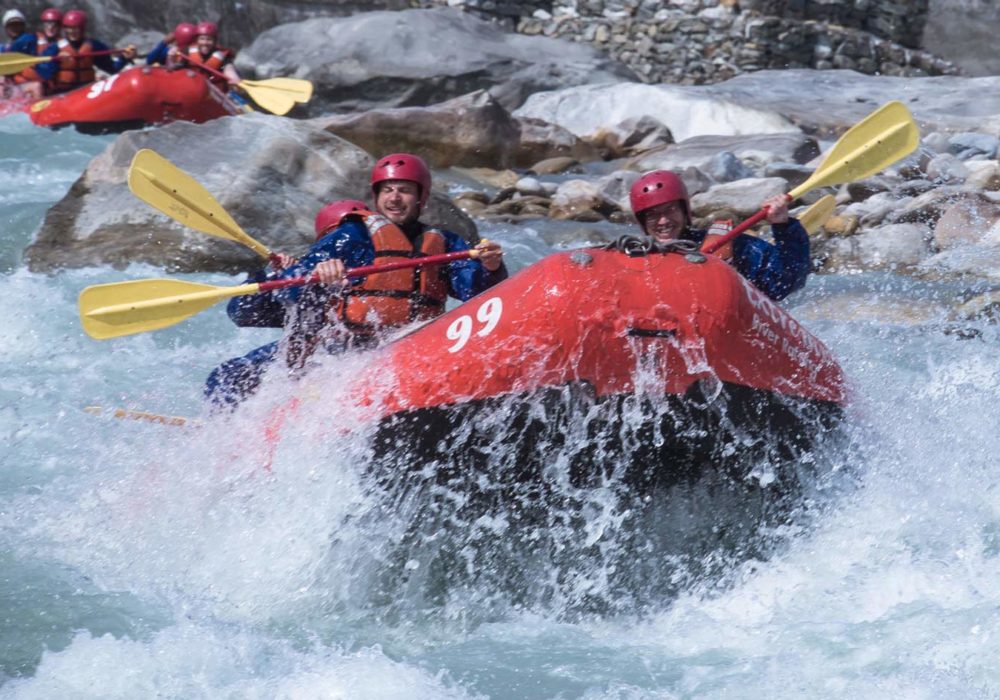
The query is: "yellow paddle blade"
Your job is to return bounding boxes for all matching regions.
[240,77,313,103]
[790,101,919,200]
[128,149,271,259]
[79,278,260,340]
[0,52,49,76]
[240,82,296,116]
[798,194,837,235]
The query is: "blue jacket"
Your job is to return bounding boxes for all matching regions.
[228,218,508,329]
[684,218,810,301]
[1,31,37,55]
[36,38,131,81]
[146,40,169,66]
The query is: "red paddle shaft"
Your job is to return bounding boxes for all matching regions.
[701,194,792,254]
[256,249,479,294]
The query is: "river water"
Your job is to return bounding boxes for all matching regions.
[2,112,999,698]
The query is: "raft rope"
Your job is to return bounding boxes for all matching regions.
[606,235,701,258]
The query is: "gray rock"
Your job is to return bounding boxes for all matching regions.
[926,153,970,184]
[932,196,1000,250]
[237,8,636,114]
[689,177,787,218]
[629,132,819,174]
[764,162,814,189]
[707,151,755,182]
[824,222,931,270]
[948,133,1000,160]
[25,114,475,273]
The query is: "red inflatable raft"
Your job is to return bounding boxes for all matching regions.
[269,242,847,493]
[25,65,242,133]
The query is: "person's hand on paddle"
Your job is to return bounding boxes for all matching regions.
[763,194,790,224]
[475,239,503,272]
[269,253,297,273]
[121,44,138,61]
[314,259,347,286]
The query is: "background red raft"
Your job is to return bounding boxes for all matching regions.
[26,65,241,133]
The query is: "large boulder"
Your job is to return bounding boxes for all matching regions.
[25,114,475,273]
[236,8,637,114]
[312,90,598,170]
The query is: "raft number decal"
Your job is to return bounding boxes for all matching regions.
[86,73,121,99]
[446,297,503,353]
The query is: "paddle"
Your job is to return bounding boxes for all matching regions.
[79,249,481,340]
[128,149,281,264]
[0,49,136,75]
[83,405,200,427]
[702,101,919,254]
[797,194,836,236]
[184,61,312,115]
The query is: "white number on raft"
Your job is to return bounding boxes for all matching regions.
[447,297,503,353]
[476,297,502,337]
[86,73,120,99]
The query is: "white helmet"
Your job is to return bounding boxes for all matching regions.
[3,9,26,26]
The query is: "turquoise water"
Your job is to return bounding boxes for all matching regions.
[2,113,1000,698]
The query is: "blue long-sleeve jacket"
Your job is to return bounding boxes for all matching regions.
[146,41,169,66]
[684,218,810,301]
[228,219,508,328]
[1,31,37,54]
[36,38,131,81]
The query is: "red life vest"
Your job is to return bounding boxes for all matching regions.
[52,38,95,92]
[185,45,233,89]
[330,214,449,334]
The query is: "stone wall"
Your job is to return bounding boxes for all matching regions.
[420,0,957,84]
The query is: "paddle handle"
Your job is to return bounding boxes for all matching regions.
[256,249,480,293]
[700,194,791,255]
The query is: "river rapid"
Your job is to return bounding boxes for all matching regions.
[2,112,1000,699]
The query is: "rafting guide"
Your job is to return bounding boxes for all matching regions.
[204,153,507,408]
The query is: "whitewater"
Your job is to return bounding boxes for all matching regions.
[2,111,999,699]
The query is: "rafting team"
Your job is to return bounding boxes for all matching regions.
[204,156,809,408]
[0,8,239,100]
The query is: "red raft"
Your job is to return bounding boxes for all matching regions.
[25,65,242,133]
[279,243,847,494]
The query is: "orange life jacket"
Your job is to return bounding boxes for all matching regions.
[52,38,95,91]
[330,214,449,333]
[701,219,735,262]
[184,45,233,89]
[14,33,54,83]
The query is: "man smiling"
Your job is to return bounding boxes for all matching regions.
[629,170,810,301]
[205,153,506,408]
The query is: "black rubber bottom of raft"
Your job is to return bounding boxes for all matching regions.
[54,119,149,135]
[361,381,847,614]
[370,380,844,496]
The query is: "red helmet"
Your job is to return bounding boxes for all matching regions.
[370,153,432,207]
[629,170,690,221]
[196,21,218,38]
[174,22,197,49]
[314,199,369,239]
[62,9,86,28]
[40,8,62,22]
